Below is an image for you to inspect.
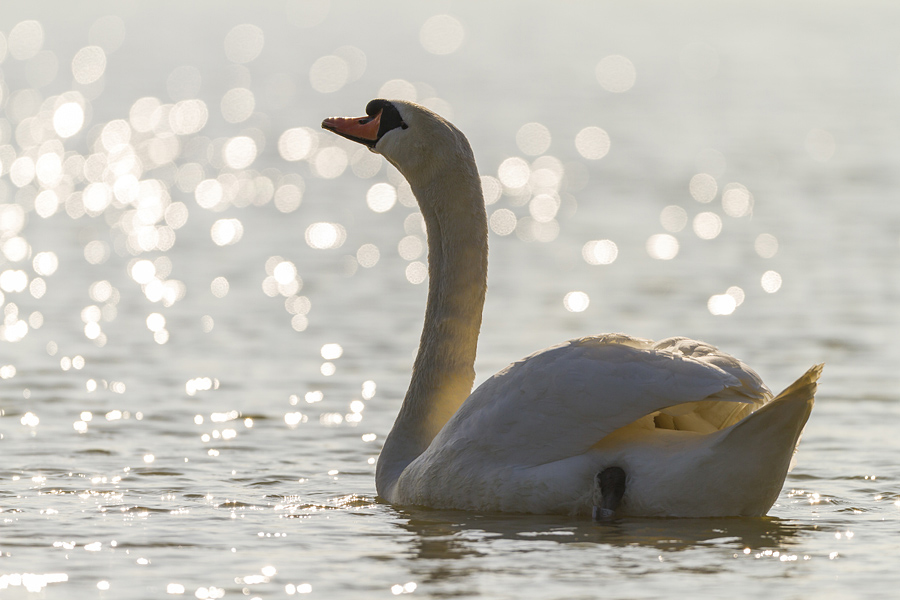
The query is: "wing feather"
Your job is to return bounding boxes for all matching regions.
[429,334,770,467]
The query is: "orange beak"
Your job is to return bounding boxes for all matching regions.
[321,110,383,148]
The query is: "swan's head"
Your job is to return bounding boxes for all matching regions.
[322,99,475,187]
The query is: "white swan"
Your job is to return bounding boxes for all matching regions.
[323,99,821,518]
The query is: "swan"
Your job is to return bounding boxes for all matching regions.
[322,99,821,518]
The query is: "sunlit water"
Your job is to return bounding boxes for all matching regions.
[2,2,899,598]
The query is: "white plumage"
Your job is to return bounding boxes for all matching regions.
[323,99,820,518]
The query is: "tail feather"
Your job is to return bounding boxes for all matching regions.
[705,364,821,513]
[774,363,823,403]
[773,363,822,472]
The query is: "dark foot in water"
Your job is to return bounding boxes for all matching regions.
[592,466,626,521]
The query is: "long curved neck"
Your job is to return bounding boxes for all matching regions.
[376,148,487,499]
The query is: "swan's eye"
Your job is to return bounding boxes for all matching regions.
[401,122,409,130]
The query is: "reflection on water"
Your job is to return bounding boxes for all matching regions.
[398,508,811,558]
[389,507,824,598]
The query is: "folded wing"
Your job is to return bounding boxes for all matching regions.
[430,334,772,467]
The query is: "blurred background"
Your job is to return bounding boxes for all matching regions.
[1,1,899,598]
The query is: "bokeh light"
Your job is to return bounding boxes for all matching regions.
[312,147,348,179]
[305,223,346,249]
[84,241,110,265]
[10,156,35,187]
[170,99,209,134]
[405,262,427,284]
[357,244,380,268]
[9,20,44,61]
[351,148,382,178]
[195,179,224,210]
[516,122,551,156]
[646,234,679,260]
[0,269,28,293]
[273,261,298,286]
[378,79,416,102]
[761,270,783,293]
[366,183,397,213]
[529,194,559,222]
[221,88,254,123]
[211,219,244,246]
[489,209,517,236]
[223,136,257,170]
[35,153,62,187]
[274,181,304,213]
[689,173,717,203]
[334,46,367,83]
[130,260,156,284]
[575,127,610,160]
[722,183,752,217]
[146,312,165,332]
[517,217,559,243]
[224,24,265,64]
[321,343,343,360]
[726,286,745,306]
[278,128,317,161]
[497,157,530,189]
[2,237,29,262]
[755,233,779,258]
[481,176,502,205]
[660,205,687,232]
[129,96,161,131]
[707,294,737,316]
[309,55,349,93]
[692,212,722,240]
[595,55,636,92]
[398,236,424,261]
[53,101,85,138]
[582,240,618,265]
[72,46,106,84]
[34,190,58,218]
[563,291,590,312]
[211,277,229,298]
[419,15,465,55]
[33,252,58,276]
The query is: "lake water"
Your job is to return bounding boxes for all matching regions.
[2,2,899,598]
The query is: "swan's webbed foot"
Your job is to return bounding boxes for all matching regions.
[592,466,626,521]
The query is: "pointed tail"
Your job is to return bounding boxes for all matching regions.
[772,363,822,472]
[728,363,821,456]
[774,363,823,405]
[706,364,821,515]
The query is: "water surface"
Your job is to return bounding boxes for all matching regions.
[1,2,899,598]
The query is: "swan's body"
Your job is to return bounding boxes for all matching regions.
[323,99,820,517]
